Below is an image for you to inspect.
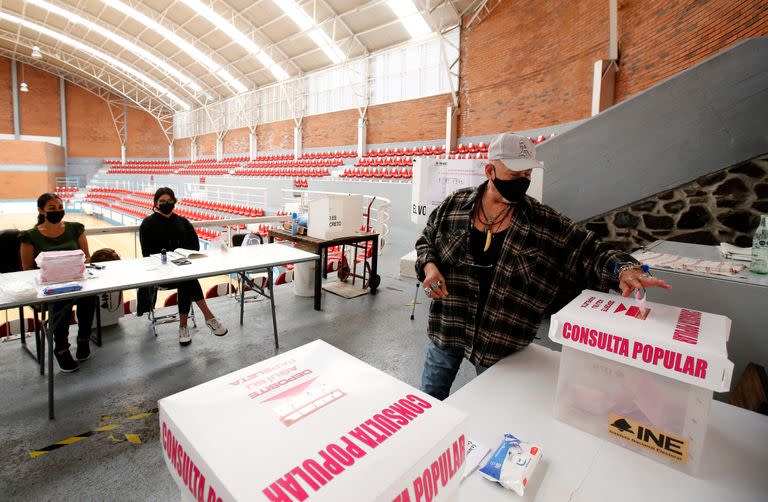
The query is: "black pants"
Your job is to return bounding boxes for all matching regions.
[173,280,204,316]
[50,297,97,352]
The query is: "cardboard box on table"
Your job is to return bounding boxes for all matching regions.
[159,340,468,502]
[307,195,362,239]
[548,290,733,475]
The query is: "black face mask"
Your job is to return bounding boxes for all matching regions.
[491,175,531,203]
[157,202,175,215]
[45,211,65,224]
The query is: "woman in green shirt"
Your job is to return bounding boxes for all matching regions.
[19,193,96,373]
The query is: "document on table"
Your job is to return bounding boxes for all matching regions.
[719,242,752,262]
[634,250,748,277]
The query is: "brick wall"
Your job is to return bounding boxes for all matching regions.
[66,83,121,157]
[458,0,607,137]
[0,56,171,158]
[18,63,61,137]
[459,0,768,137]
[175,94,453,157]
[614,0,768,100]
[126,106,168,157]
[174,137,191,158]
[0,139,65,198]
[368,94,452,144]
[303,108,358,148]
[197,133,217,157]
[224,127,250,154]
[256,119,295,151]
[0,58,13,134]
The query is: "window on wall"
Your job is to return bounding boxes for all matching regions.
[173,30,460,139]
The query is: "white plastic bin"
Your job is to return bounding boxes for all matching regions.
[293,260,315,297]
[548,290,733,475]
[554,346,712,474]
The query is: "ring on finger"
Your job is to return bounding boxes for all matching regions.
[424,288,432,294]
[430,280,441,289]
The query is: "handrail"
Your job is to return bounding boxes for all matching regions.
[83,216,289,236]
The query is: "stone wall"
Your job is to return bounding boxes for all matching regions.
[583,155,768,251]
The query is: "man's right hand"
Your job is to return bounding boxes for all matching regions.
[423,263,449,299]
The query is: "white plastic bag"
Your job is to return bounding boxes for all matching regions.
[0,280,39,303]
[479,434,542,496]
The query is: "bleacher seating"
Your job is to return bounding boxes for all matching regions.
[339,167,412,180]
[101,135,554,184]
[83,189,267,238]
[54,187,79,201]
[299,150,356,159]
[234,167,330,178]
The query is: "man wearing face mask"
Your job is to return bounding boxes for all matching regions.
[138,187,228,345]
[415,133,671,400]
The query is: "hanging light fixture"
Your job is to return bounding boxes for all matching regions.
[31,45,42,59]
[20,63,29,92]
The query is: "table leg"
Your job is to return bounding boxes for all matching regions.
[239,273,245,326]
[93,298,102,347]
[314,257,322,311]
[321,246,328,279]
[267,268,278,348]
[370,236,379,295]
[46,304,54,420]
[18,306,37,362]
[39,309,45,376]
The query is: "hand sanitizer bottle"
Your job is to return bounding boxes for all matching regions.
[750,215,768,274]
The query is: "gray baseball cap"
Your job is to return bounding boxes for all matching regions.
[487,133,544,171]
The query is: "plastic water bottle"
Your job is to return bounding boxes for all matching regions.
[161,249,167,265]
[750,214,768,274]
[291,212,299,235]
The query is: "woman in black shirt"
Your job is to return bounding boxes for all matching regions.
[139,187,228,345]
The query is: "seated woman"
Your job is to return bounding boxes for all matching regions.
[139,187,228,345]
[19,193,96,373]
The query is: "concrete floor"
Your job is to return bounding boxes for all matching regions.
[0,228,554,501]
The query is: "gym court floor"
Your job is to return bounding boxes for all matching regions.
[0,212,555,500]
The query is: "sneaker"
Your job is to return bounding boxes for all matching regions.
[205,317,228,336]
[179,326,192,346]
[76,339,91,362]
[54,349,80,373]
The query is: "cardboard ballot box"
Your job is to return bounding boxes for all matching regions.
[159,340,468,502]
[548,290,733,475]
[307,194,362,239]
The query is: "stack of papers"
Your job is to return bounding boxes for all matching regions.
[719,242,752,262]
[634,250,748,277]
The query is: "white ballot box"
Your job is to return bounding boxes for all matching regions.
[307,195,362,239]
[548,290,733,475]
[159,340,467,502]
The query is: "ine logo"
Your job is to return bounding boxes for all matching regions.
[610,418,634,434]
[608,414,689,464]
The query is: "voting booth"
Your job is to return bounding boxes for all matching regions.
[308,194,362,239]
[410,157,543,225]
[548,290,733,475]
[159,340,468,501]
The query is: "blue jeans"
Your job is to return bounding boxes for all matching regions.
[420,339,488,400]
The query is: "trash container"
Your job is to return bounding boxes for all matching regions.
[293,260,315,297]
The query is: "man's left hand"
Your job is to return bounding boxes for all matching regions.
[619,268,672,297]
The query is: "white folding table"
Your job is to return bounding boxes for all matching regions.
[0,244,319,419]
[448,344,768,502]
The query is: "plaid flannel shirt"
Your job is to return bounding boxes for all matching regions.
[415,181,638,367]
